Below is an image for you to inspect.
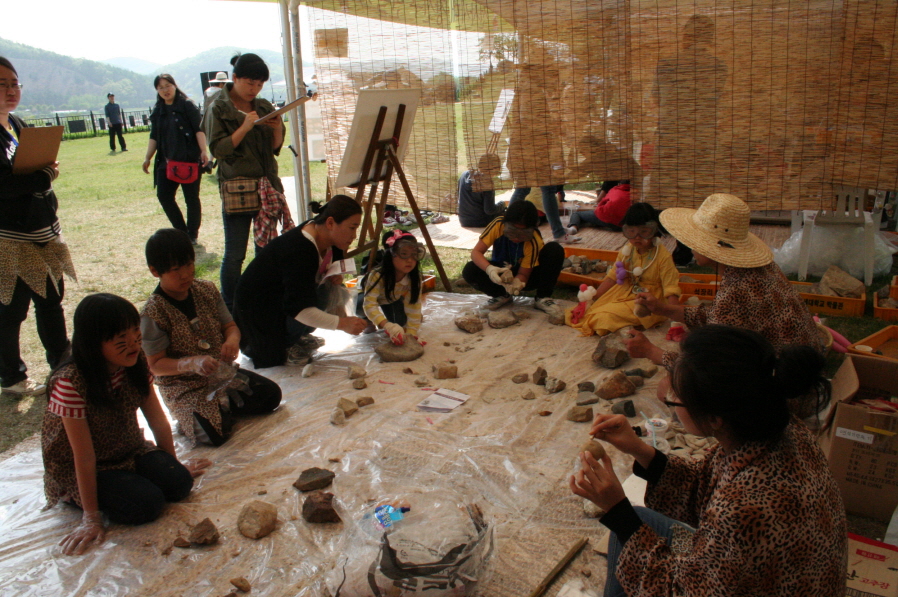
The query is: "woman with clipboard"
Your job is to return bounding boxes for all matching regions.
[0,56,75,398]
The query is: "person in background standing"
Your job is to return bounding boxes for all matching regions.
[203,71,230,115]
[104,93,127,152]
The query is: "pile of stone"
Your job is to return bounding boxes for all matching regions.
[808,265,865,298]
[563,255,609,275]
[293,466,341,524]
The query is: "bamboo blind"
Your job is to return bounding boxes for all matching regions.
[308,0,898,212]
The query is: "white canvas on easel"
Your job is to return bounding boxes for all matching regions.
[335,88,422,189]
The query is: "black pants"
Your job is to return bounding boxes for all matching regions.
[0,277,68,387]
[95,450,193,525]
[462,242,564,299]
[108,124,126,151]
[355,292,408,327]
[156,171,202,240]
[194,368,282,446]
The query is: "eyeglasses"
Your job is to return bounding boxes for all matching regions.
[0,83,23,92]
[663,400,686,409]
[390,240,425,261]
[622,225,657,240]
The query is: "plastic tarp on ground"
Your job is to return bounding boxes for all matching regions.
[0,292,678,597]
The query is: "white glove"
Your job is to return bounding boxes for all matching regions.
[508,278,526,296]
[59,510,105,556]
[383,322,405,345]
[486,264,512,286]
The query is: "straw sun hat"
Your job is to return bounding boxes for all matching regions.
[659,193,773,268]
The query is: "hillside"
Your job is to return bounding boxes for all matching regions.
[103,57,162,75]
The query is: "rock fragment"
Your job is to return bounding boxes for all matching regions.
[626,375,644,388]
[237,500,278,539]
[579,439,606,460]
[577,381,595,393]
[356,396,375,408]
[337,397,359,417]
[576,392,599,406]
[567,406,593,422]
[611,399,636,417]
[533,366,548,385]
[293,467,335,492]
[544,377,567,394]
[173,537,191,548]
[414,376,430,387]
[488,310,518,329]
[592,334,630,369]
[596,371,637,400]
[511,373,529,384]
[402,367,415,374]
[348,365,366,380]
[330,408,346,425]
[538,410,553,416]
[454,315,484,334]
[230,577,252,592]
[301,364,313,378]
[521,389,536,400]
[352,378,367,390]
[375,337,425,362]
[432,363,458,379]
[188,517,220,545]
[302,491,341,523]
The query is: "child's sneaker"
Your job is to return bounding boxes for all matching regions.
[485,294,513,310]
[383,216,397,226]
[534,297,564,320]
[431,214,450,224]
[559,233,582,244]
[1,378,46,397]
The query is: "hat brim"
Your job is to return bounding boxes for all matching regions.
[660,208,773,268]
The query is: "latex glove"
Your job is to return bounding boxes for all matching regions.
[508,278,525,296]
[383,322,405,345]
[177,355,218,376]
[569,451,627,513]
[60,510,105,556]
[486,264,512,286]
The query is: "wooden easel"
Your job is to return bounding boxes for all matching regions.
[345,104,453,292]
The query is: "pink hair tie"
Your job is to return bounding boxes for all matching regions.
[385,229,414,247]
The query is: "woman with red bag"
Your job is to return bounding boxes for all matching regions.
[142,74,208,245]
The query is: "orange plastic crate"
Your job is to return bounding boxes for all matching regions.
[346,274,435,292]
[558,247,618,288]
[678,273,719,298]
[891,275,898,300]
[847,325,898,361]
[789,281,866,317]
[874,295,898,322]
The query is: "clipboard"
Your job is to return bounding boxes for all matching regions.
[12,126,64,174]
[254,96,311,125]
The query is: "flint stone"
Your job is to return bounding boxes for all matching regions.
[337,397,359,417]
[580,440,606,460]
[415,376,430,387]
[433,363,458,379]
[293,467,335,491]
[188,517,220,545]
[402,367,415,374]
[576,392,599,406]
[375,337,425,362]
[238,500,278,539]
[521,389,536,400]
[596,371,637,400]
[818,265,865,299]
[577,381,596,393]
[592,335,629,369]
[538,410,553,416]
[330,407,346,425]
[173,537,191,548]
[454,315,484,334]
[230,578,251,592]
[356,396,375,407]
[611,399,636,417]
[624,363,658,378]
[348,365,366,380]
[301,364,314,378]
[512,309,531,320]
[533,366,548,385]
[302,491,341,523]
[352,378,367,389]
[488,310,518,329]
[545,377,567,393]
[512,373,529,384]
[627,375,644,387]
[567,406,593,422]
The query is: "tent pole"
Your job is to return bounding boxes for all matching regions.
[290,0,313,218]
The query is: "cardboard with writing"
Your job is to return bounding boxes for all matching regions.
[846,533,898,597]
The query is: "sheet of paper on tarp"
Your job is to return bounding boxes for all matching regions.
[417,388,469,413]
[12,126,64,174]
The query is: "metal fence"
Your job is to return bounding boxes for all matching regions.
[21,109,152,140]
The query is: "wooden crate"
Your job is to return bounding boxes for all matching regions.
[790,281,866,317]
[678,273,719,298]
[847,325,898,361]
[558,247,618,288]
[874,295,898,322]
[346,274,436,292]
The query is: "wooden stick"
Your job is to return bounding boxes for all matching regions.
[528,537,589,597]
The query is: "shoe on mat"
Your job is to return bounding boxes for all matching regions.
[559,233,582,244]
[431,214,450,224]
[1,378,47,397]
[564,226,578,235]
[534,297,564,320]
[485,294,513,310]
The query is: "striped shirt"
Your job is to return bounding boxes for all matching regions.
[479,216,543,269]
[48,368,127,419]
[362,272,423,336]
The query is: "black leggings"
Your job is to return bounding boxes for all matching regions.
[95,450,193,525]
[462,242,565,299]
[194,368,282,446]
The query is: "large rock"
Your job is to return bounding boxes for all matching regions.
[293,467,335,491]
[592,334,630,369]
[237,500,278,539]
[433,363,458,379]
[488,310,518,329]
[302,491,341,523]
[818,265,865,298]
[188,518,220,545]
[596,371,637,400]
[330,407,346,425]
[454,315,484,333]
[567,406,594,422]
[375,337,425,362]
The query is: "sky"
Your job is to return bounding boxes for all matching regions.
[4,0,303,65]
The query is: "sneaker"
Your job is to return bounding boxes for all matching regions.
[383,216,397,226]
[534,297,565,320]
[564,226,578,235]
[297,334,325,349]
[287,343,314,366]
[559,233,582,244]
[1,378,47,397]
[485,294,513,310]
[121,148,128,152]
[431,214,450,224]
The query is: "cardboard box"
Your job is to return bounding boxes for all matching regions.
[558,247,618,288]
[821,355,898,522]
[846,533,898,597]
[790,281,866,317]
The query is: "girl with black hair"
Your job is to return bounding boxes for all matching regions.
[361,230,425,345]
[566,202,680,336]
[143,74,208,243]
[571,325,846,596]
[41,294,210,556]
[233,196,368,368]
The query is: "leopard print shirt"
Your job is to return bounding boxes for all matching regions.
[41,362,153,509]
[619,421,847,596]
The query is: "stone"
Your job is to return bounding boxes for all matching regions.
[567,406,593,422]
[173,537,191,548]
[577,381,595,393]
[511,373,529,384]
[402,367,415,374]
[679,275,697,283]
[521,389,536,400]
[375,337,425,362]
[592,334,630,369]
[512,309,531,320]
[230,577,252,592]
[237,500,278,539]
[348,365,366,380]
[877,285,890,299]
[293,467,335,491]
[611,399,636,417]
[454,315,484,334]
[330,408,345,425]
[596,371,637,400]
[533,366,548,385]
[544,377,567,394]
[882,298,898,309]
[488,310,518,329]
[302,491,341,523]
[818,265,865,298]
[684,296,702,306]
[301,364,313,378]
[414,376,430,387]
[188,517,220,545]
[337,397,359,417]
[576,392,599,406]
[547,310,565,326]
[624,363,658,378]
[356,396,375,408]
[627,375,644,387]
[433,363,458,379]
[352,378,367,390]
[538,410,553,416]
[582,568,592,578]
[579,440,606,460]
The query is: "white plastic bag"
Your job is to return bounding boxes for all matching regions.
[774,226,896,279]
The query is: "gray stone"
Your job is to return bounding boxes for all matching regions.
[576,392,599,406]
[352,378,368,389]
[329,407,346,425]
[512,373,529,384]
[433,363,458,379]
[567,406,594,422]
[348,365,366,380]
[611,399,636,417]
[488,310,518,329]
[375,337,425,362]
[337,397,359,417]
[577,381,596,393]
[188,518,220,545]
[414,376,430,387]
[626,375,644,388]
[302,491,341,523]
[592,335,629,369]
[533,366,548,385]
[293,467,335,491]
[545,378,567,394]
[454,315,484,334]
[237,500,278,539]
[356,396,375,408]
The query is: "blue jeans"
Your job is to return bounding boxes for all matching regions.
[220,212,257,312]
[569,210,621,231]
[510,186,565,240]
[605,506,695,597]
